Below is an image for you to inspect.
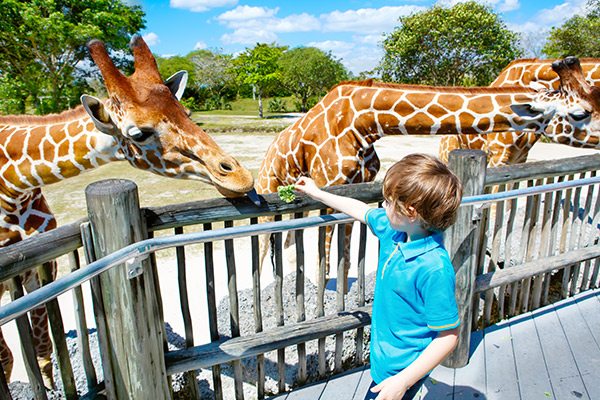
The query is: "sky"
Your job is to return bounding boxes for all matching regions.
[136,0,592,74]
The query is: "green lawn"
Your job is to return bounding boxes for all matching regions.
[195,96,297,117]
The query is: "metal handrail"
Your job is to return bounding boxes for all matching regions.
[0,175,598,325]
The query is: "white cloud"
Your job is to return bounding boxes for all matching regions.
[321,6,425,34]
[143,32,160,46]
[218,5,278,21]
[307,40,354,53]
[194,41,207,50]
[170,0,237,13]
[436,0,520,12]
[308,40,380,75]
[221,29,278,45]
[536,1,588,25]
[217,6,320,45]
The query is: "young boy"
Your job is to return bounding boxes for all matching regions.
[295,153,462,400]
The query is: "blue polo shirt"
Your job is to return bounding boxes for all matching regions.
[365,208,459,384]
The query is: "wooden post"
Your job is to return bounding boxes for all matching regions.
[443,150,487,368]
[85,179,171,399]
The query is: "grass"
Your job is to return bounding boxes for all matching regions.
[195,96,297,117]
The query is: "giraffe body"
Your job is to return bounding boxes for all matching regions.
[258,57,600,288]
[439,58,600,166]
[0,35,255,386]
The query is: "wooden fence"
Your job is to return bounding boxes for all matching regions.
[0,151,598,400]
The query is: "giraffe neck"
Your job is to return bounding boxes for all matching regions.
[0,107,122,198]
[326,84,545,147]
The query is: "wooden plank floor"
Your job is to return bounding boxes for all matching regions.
[268,288,600,400]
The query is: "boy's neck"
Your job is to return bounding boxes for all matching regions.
[405,224,431,242]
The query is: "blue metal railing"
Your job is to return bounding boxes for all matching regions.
[0,175,598,325]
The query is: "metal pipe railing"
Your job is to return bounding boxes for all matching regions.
[0,176,598,325]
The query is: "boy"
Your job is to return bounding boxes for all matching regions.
[294,153,462,400]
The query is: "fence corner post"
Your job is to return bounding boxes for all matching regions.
[85,179,172,400]
[443,149,487,368]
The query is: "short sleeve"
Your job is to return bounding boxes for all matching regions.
[365,208,389,239]
[421,267,460,331]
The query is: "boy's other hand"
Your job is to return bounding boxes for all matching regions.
[370,375,410,400]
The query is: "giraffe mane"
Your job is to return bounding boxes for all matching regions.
[0,106,88,126]
[332,79,536,94]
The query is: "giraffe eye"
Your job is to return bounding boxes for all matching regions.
[569,110,591,121]
[127,126,155,142]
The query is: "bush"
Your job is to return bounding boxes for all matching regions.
[268,97,288,113]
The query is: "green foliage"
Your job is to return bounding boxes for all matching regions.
[279,47,348,112]
[0,0,145,114]
[378,1,522,86]
[232,43,287,117]
[277,185,296,203]
[543,0,600,57]
[268,97,288,113]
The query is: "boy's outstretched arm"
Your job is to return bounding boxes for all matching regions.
[294,177,371,223]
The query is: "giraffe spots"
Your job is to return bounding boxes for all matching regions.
[405,92,436,109]
[438,116,460,134]
[2,165,21,188]
[352,89,377,109]
[371,91,399,111]
[327,98,354,133]
[437,94,464,112]
[35,165,60,185]
[376,113,401,135]
[409,112,435,133]
[58,137,70,157]
[56,160,79,179]
[478,117,491,132]
[394,101,416,117]
[17,159,38,186]
[25,214,49,231]
[468,96,495,114]
[354,112,379,136]
[458,112,476,131]
[426,104,448,119]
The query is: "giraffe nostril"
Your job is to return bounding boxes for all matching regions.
[220,162,234,173]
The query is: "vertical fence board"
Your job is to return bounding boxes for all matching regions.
[560,175,575,298]
[80,223,116,400]
[444,150,486,368]
[224,220,244,400]
[250,217,265,399]
[69,250,98,391]
[272,215,286,393]
[9,276,47,400]
[317,210,327,378]
[203,223,223,400]
[500,187,519,319]
[356,223,367,365]
[334,223,346,373]
[484,184,505,326]
[294,213,307,385]
[174,227,200,399]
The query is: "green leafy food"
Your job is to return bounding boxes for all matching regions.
[277,185,296,203]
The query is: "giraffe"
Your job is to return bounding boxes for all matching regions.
[0,35,256,386]
[439,58,600,166]
[257,56,600,291]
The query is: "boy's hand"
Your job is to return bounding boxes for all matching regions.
[294,177,320,197]
[370,375,410,400]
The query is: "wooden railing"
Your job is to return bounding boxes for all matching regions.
[0,152,598,399]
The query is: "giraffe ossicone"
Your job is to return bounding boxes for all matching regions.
[257,56,600,291]
[0,35,256,386]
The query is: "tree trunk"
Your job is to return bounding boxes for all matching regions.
[257,87,264,118]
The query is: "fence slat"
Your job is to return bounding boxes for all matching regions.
[294,212,307,385]
[224,220,244,400]
[9,276,47,400]
[317,209,327,378]
[250,217,265,399]
[334,223,346,373]
[356,223,367,365]
[272,215,286,393]
[203,222,223,400]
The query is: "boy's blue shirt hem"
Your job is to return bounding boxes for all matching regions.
[364,207,460,384]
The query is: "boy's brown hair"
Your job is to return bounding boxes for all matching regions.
[382,153,463,232]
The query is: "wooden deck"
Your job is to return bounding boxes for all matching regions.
[268,288,600,400]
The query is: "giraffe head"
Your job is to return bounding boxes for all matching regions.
[511,57,600,148]
[80,35,258,200]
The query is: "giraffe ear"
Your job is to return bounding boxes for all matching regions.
[81,95,119,135]
[164,70,188,100]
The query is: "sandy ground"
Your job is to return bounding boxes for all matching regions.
[3,133,598,384]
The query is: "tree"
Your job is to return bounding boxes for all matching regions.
[233,43,287,118]
[0,0,145,114]
[543,0,600,58]
[378,1,522,86]
[188,49,237,110]
[279,47,348,112]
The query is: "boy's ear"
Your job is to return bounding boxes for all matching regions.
[406,205,418,220]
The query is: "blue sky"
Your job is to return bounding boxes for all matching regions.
[136,0,590,74]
